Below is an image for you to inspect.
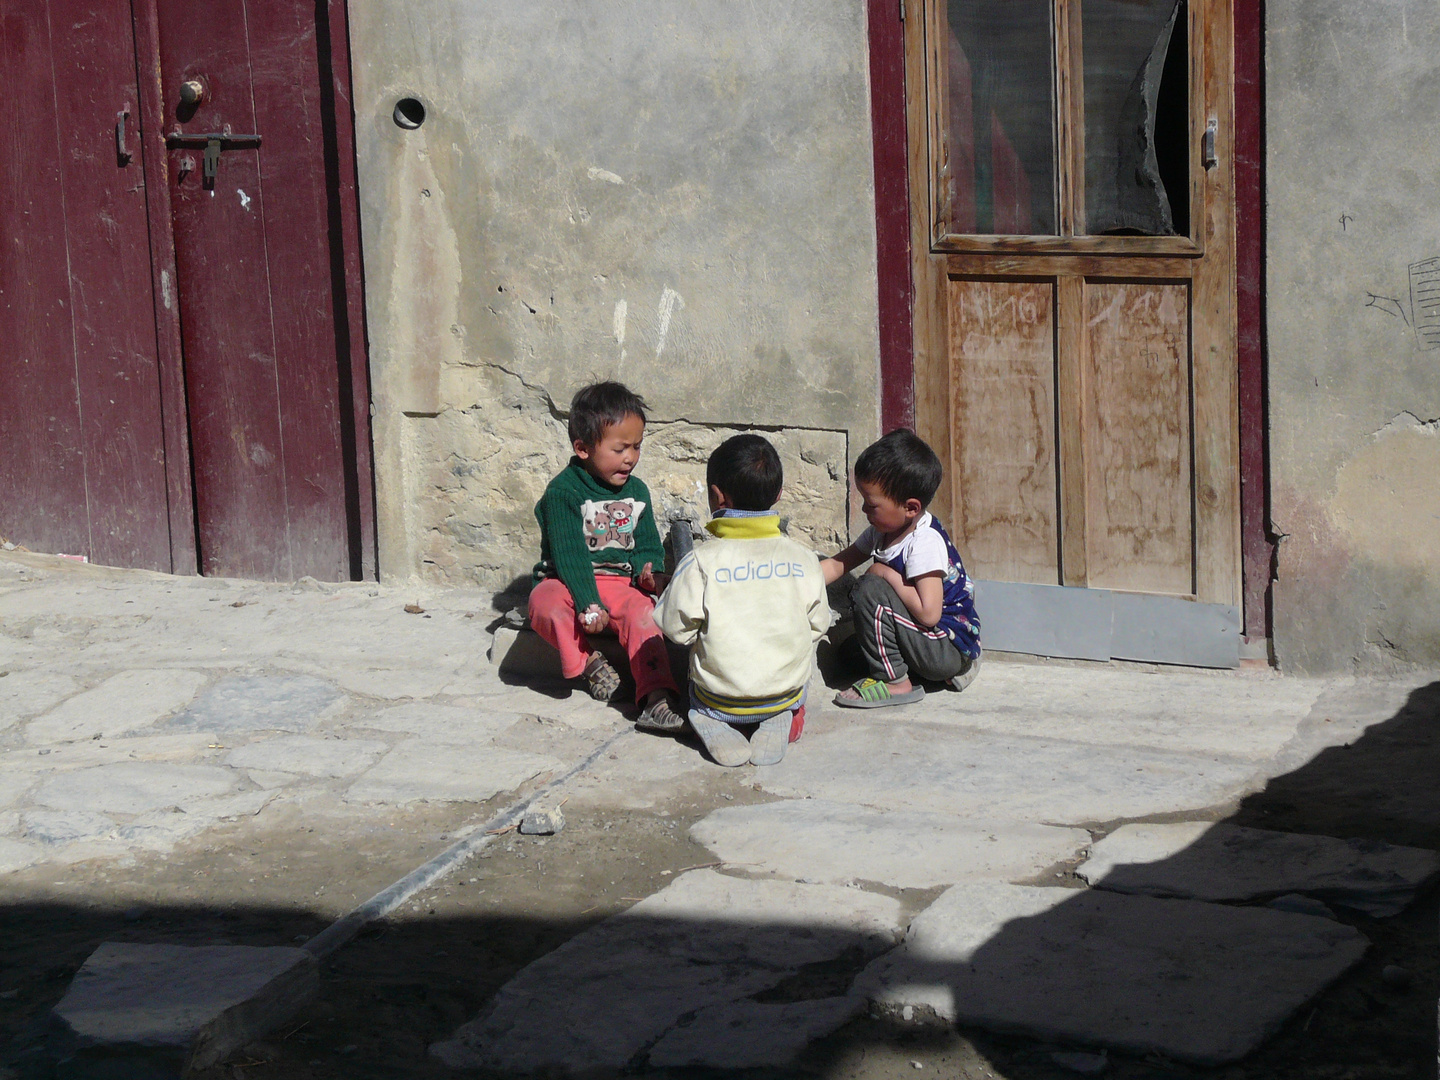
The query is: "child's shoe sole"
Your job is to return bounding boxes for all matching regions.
[687,712,751,767]
[749,712,791,766]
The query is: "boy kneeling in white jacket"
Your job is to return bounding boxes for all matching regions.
[654,434,831,766]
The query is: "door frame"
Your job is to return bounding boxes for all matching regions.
[125,0,377,580]
[865,0,1270,643]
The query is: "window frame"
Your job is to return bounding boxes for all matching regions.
[925,0,1207,256]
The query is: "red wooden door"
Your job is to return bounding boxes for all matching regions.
[156,0,370,580]
[0,2,173,570]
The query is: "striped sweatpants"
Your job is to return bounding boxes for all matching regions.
[851,573,970,684]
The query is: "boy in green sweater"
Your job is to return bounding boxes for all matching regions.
[528,382,684,731]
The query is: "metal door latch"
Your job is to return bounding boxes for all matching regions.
[1201,118,1218,170]
[165,130,262,187]
[115,106,131,164]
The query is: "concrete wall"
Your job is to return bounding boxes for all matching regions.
[1267,0,1440,672]
[347,2,880,593]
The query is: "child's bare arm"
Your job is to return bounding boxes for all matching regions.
[866,564,945,627]
[820,543,868,585]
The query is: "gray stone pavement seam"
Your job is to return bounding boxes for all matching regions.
[302,724,632,958]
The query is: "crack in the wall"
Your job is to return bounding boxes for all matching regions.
[480,362,568,423]
[1370,411,1440,439]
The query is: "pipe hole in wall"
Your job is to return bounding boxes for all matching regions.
[393,98,426,129]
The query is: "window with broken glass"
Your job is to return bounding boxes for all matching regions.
[930,0,1194,244]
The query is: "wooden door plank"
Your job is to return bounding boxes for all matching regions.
[246,0,357,581]
[947,279,1059,584]
[0,4,89,555]
[907,2,953,529]
[1056,273,1088,585]
[159,0,292,579]
[1191,0,1240,606]
[1083,281,1193,596]
[52,0,171,570]
[945,253,1198,279]
[1055,0,1082,237]
[131,0,197,576]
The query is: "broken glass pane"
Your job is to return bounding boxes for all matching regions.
[945,0,1058,236]
[1082,0,1189,236]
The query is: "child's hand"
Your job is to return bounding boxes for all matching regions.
[637,563,670,594]
[580,605,610,634]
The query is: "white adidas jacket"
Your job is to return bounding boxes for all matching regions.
[654,513,831,715]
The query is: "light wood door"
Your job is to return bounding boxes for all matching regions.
[907,0,1239,606]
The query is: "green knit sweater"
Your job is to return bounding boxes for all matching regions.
[532,458,665,612]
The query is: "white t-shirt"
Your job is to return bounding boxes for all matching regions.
[854,512,950,582]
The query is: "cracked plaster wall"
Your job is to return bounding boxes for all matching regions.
[347,2,879,590]
[1267,1,1440,671]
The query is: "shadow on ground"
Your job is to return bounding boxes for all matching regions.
[1,685,1436,1080]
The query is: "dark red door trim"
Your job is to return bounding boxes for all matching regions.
[868,0,915,435]
[129,0,197,576]
[320,0,378,581]
[1233,0,1271,640]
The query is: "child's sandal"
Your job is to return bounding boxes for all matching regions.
[583,653,623,702]
[833,677,925,709]
[636,694,686,733]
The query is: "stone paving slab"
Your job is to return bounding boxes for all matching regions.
[929,665,1325,760]
[0,669,78,733]
[349,703,523,744]
[648,996,865,1069]
[692,799,1090,887]
[1078,822,1440,917]
[33,763,238,815]
[0,835,43,874]
[562,728,709,809]
[116,790,277,852]
[21,809,118,846]
[25,669,209,744]
[164,674,346,735]
[756,721,1263,823]
[857,881,1369,1065]
[2,733,223,774]
[343,742,561,805]
[225,735,388,778]
[51,942,317,1072]
[432,869,903,1074]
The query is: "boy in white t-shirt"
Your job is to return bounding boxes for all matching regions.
[820,429,981,708]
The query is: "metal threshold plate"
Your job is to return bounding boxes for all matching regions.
[973,580,1241,669]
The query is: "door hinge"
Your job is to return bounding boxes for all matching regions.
[899,0,906,21]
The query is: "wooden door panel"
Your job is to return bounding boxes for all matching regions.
[56,2,172,568]
[1083,281,1192,595]
[0,2,170,569]
[245,0,352,576]
[909,0,1239,619]
[159,0,355,581]
[161,3,290,578]
[948,279,1059,584]
[0,5,88,553]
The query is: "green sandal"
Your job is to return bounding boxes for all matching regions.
[833,677,925,709]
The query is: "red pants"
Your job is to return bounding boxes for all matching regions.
[527,575,677,704]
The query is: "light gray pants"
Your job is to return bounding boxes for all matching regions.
[851,574,970,684]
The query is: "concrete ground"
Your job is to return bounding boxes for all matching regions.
[0,550,1436,1078]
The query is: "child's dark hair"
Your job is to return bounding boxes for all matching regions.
[854,428,943,508]
[568,381,648,446]
[707,434,783,512]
